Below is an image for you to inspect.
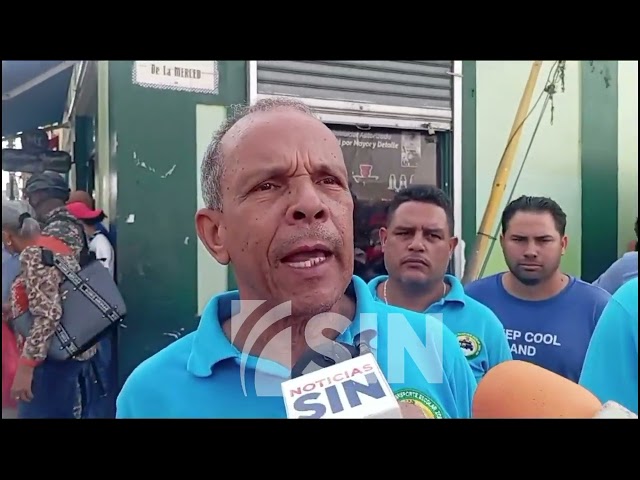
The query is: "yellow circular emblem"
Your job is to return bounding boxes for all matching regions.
[395,388,445,419]
[457,332,482,360]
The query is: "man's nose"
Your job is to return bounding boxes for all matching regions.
[408,234,426,252]
[523,242,539,257]
[285,181,328,225]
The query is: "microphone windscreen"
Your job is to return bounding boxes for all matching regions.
[473,360,602,418]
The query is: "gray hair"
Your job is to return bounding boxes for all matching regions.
[2,199,41,238]
[200,97,316,211]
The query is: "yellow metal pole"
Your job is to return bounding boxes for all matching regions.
[462,61,544,284]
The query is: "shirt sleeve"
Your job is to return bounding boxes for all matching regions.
[20,246,65,362]
[93,235,114,276]
[592,269,618,295]
[486,312,513,367]
[579,293,638,415]
[447,349,477,419]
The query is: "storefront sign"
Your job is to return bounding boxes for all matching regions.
[330,126,438,202]
[132,61,219,95]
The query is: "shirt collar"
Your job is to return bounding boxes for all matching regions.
[187,275,379,378]
[368,274,466,308]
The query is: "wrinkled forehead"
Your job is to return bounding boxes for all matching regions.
[221,109,345,180]
[390,201,448,229]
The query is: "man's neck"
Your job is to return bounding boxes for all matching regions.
[502,270,568,301]
[381,277,446,313]
[222,294,356,368]
[36,200,64,221]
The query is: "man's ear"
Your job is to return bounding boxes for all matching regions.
[195,208,230,265]
[379,227,388,250]
[449,236,459,257]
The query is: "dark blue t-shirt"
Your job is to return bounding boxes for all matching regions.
[465,273,611,383]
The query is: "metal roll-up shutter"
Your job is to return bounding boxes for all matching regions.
[255,61,453,129]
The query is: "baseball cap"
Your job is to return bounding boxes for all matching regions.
[66,201,105,220]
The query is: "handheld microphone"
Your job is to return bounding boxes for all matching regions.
[283,331,403,419]
[354,329,378,356]
[472,360,638,419]
[290,340,357,380]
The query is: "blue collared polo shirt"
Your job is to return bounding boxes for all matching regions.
[116,276,477,419]
[579,277,638,414]
[369,275,512,381]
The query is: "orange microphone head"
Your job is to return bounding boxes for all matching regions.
[473,360,602,419]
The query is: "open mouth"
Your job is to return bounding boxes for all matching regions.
[281,245,333,269]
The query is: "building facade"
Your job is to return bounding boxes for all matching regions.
[27,60,636,384]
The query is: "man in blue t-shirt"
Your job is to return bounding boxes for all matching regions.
[465,196,611,383]
[116,98,476,419]
[580,277,638,415]
[368,185,511,381]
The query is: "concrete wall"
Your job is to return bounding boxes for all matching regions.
[462,60,637,282]
[94,61,246,384]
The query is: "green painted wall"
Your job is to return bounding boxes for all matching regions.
[73,116,94,192]
[99,61,246,385]
[461,61,476,264]
[580,61,618,282]
[462,60,637,283]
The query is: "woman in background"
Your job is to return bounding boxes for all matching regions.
[1,202,27,419]
[2,199,91,418]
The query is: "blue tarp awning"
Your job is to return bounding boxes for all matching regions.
[2,60,76,138]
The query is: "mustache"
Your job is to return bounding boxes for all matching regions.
[273,226,343,260]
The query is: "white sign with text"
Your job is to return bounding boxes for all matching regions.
[133,61,219,95]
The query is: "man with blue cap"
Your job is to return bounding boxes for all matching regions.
[117,97,477,419]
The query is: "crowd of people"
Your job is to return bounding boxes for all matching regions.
[2,176,116,418]
[2,96,638,418]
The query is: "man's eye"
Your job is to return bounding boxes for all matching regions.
[320,177,339,185]
[255,182,278,192]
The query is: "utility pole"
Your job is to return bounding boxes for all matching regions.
[462,61,544,284]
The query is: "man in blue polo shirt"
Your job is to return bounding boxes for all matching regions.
[580,277,638,415]
[369,185,511,381]
[116,98,476,419]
